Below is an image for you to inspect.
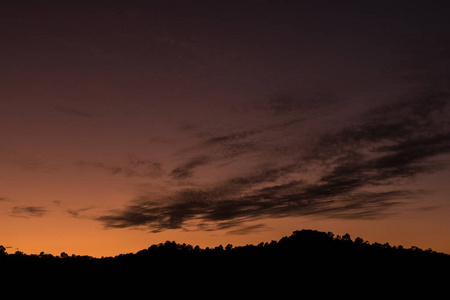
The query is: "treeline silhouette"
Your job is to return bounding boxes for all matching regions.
[1,229,448,275]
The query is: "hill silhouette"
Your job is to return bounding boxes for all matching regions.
[1,229,448,274]
[3,229,450,294]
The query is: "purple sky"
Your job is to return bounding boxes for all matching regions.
[1,1,450,256]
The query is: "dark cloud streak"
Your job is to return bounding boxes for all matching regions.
[170,155,210,180]
[54,105,93,118]
[78,155,164,178]
[97,86,450,233]
[10,206,47,218]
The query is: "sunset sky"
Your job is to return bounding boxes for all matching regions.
[2,1,450,257]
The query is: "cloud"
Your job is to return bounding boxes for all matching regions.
[170,155,210,180]
[0,149,54,173]
[54,105,93,118]
[52,200,95,218]
[307,88,450,184]
[10,206,47,218]
[97,86,450,233]
[169,119,303,180]
[203,129,262,146]
[97,177,411,233]
[66,207,95,218]
[264,91,334,116]
[96,161,410,232]
[78,155,164,178]
[98,165,293,232]
[168,91,333,180]
[226,224,268,235]
[170,129,262,175]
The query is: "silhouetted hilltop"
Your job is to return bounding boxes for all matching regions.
[1,230,448,273]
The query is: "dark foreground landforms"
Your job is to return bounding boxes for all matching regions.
[0,230,450,278]
[0,230,450,299]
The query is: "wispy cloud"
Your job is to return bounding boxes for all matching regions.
[307,88,450,182]
[225,224,268,235]
[10,206,47,218]
[52,200,95,219]
[170,155,210,180]
[0,149,54,173]
[97,85,450,233]
[78,155,164,178]
[97,171,412,233]
[66,207,95,218]
[54,105,93,118]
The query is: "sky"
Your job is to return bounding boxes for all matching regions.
[2,0,450,257]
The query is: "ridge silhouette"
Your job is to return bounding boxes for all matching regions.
[1,229,448,271]
[2,229,450,293]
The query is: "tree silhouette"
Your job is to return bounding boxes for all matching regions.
[355,237,364,245]
[342,233,352,241]
[1,229,448,278]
